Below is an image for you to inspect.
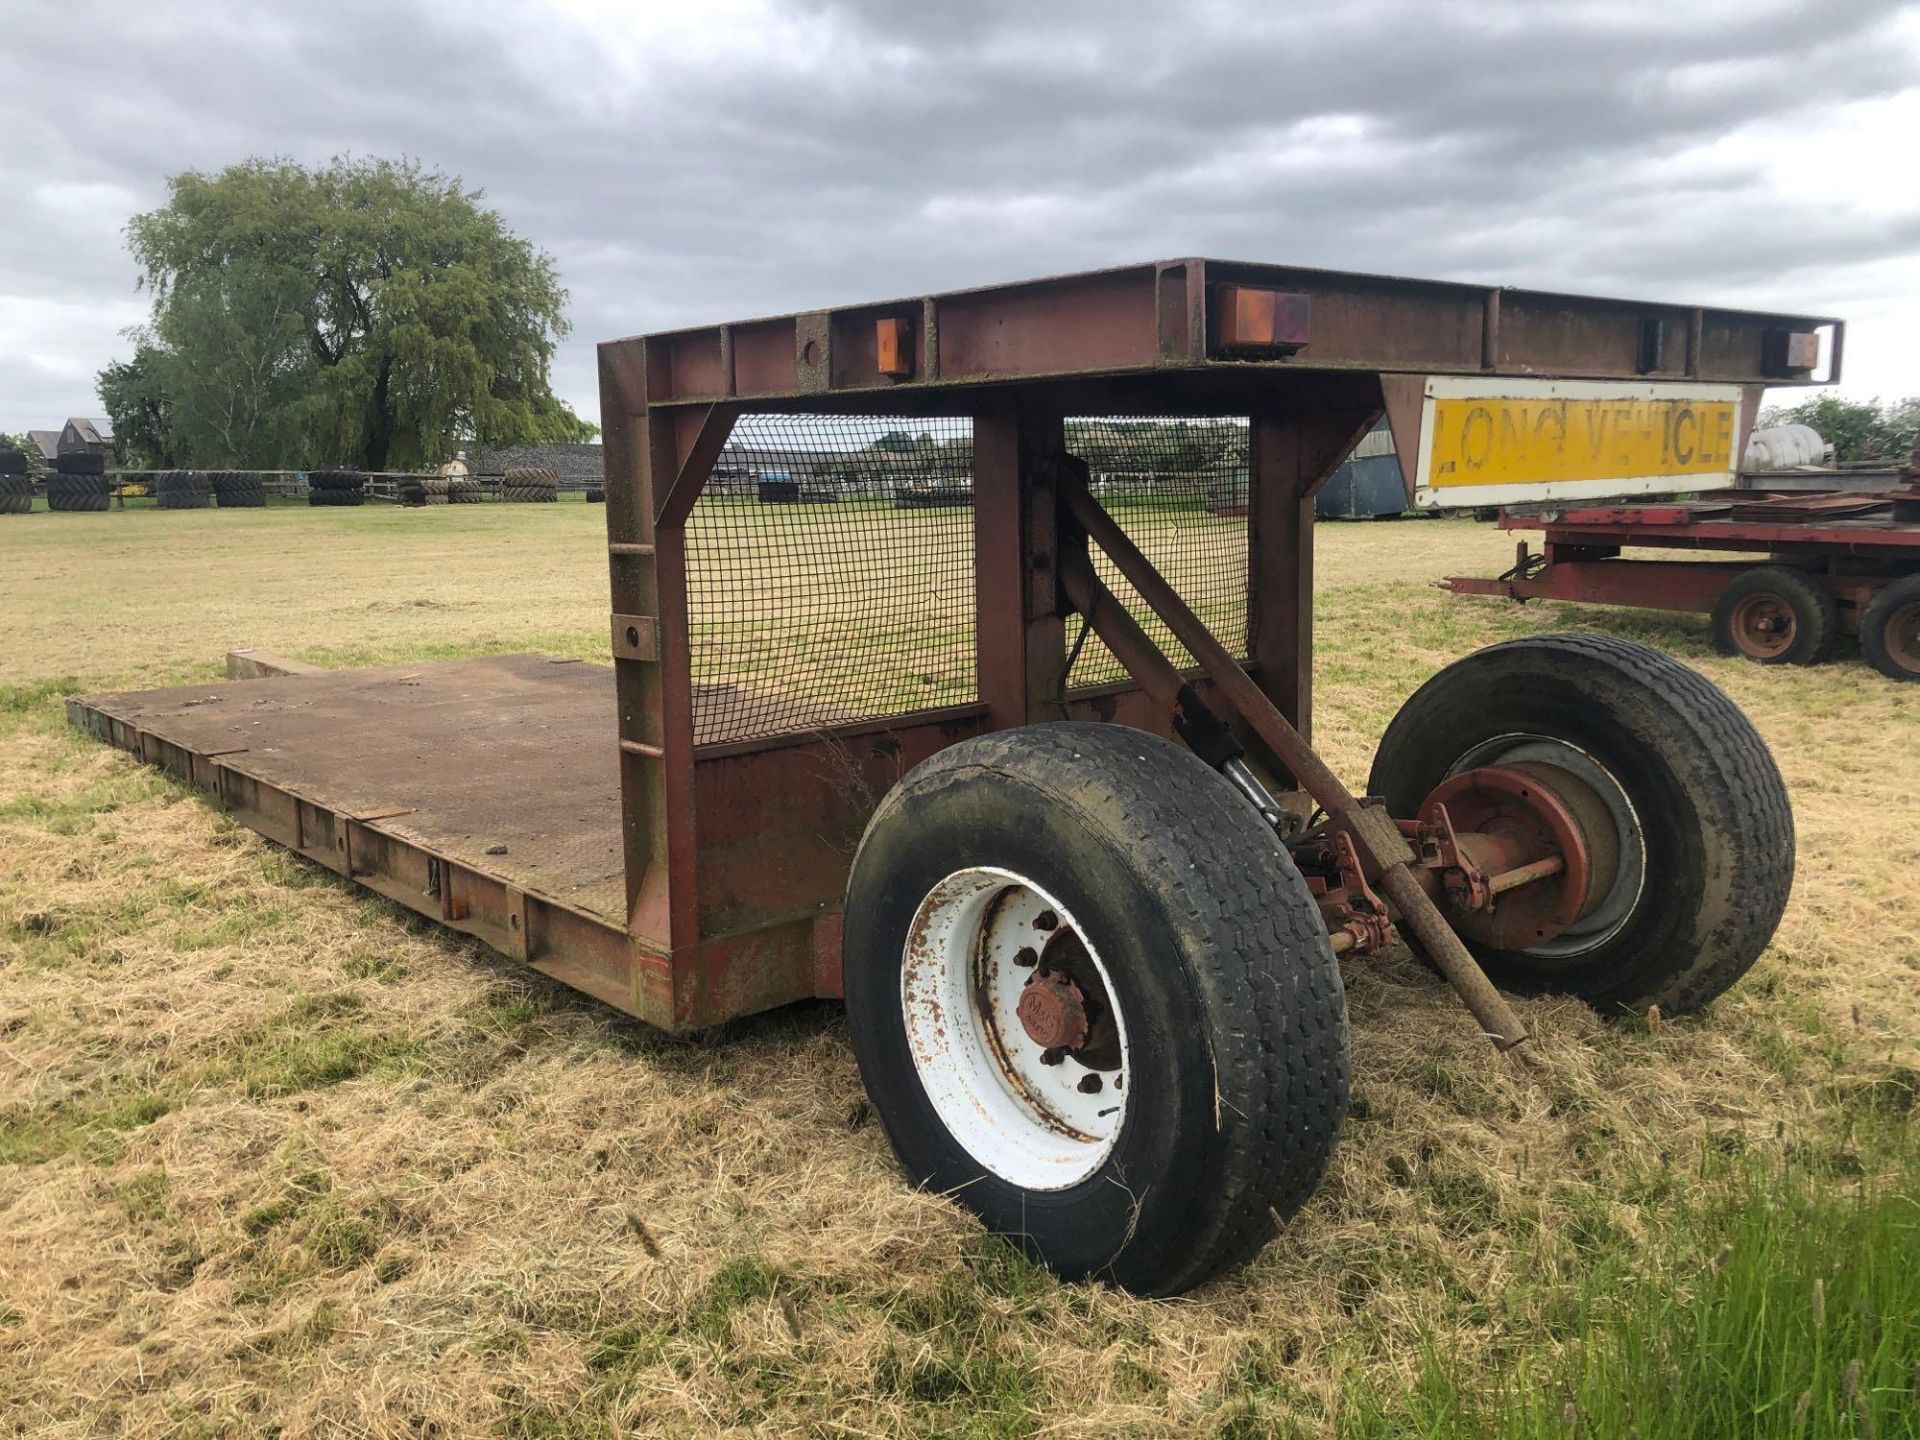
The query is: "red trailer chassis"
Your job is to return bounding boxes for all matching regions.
[1445,486,1920,679]
[71,257,1840,1033]
[69,257,1839,1291]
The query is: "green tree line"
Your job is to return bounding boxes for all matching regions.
[101,155,595,472]
[1758,394,1919,463]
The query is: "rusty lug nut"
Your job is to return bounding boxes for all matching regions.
[1032,910,1058,931]
[1077,1074,1103,1094]
[1013,946,1039,968]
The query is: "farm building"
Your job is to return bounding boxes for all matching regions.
[56,417,114,459]
[26,430,61,464]
[1316,418,1404,518]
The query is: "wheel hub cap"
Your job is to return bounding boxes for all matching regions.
[1886,601,1920,674]
[1016,970,1089,1051]
[1429,735,1647,962]
[1731,592,1797,658]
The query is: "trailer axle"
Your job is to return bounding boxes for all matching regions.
[1054,457,1532,1051]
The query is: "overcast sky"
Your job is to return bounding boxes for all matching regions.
[3,0,1918,436]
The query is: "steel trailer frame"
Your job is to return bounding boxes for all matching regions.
[1444,493,1920,645]
[63,258,1840,1039]
[590,257,1837,1036]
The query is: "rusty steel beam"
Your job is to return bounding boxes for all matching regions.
[1058,473,1530,1051]
[619,258,1839,410]
[1248,396,1382,745]
[1506,514,1920,556]
[972,400,1068,728]
[1443,558,1751,613]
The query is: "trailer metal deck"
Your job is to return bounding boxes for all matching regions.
[67,655,647,1010]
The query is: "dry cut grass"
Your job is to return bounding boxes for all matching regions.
[0,503,1914,1437]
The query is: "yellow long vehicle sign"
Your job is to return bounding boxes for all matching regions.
[1409,377,1746,509]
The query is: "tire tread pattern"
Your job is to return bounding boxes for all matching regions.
[1860,575,1920,682]
[1371,633,1792,1013]
[861,723,1348,1294]
[1711,566,1838,665]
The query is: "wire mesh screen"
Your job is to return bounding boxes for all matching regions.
[1064,417,1251,688]
[684,414,977,746]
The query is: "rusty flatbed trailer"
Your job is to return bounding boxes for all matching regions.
[1444,486,1920,679]
[73,257,1837,1294]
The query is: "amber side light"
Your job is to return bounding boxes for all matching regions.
[1214,286,1310,353]
[876,317,913,378]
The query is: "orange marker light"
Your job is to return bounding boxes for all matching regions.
[1215,286,1310,352]
[876,317,913,378]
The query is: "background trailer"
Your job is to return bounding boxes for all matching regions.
[72,258,1836,1293]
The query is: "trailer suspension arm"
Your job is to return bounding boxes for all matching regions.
[1054,460,1529,1051]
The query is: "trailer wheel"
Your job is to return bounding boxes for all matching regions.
[842,723,1348,1295]
[1711,566,1837,665]
[1860,575,1920,682]
[1368,634,1792,1016]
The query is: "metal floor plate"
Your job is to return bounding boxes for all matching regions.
[72,654,628,924]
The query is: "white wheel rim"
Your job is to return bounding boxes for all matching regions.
[901,867,1131,1191]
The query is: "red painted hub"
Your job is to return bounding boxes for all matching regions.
[1422,762,1616,951]
[1017,971,1090,1051]
[1728,591,1797,659]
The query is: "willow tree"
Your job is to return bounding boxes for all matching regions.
[118,156,594,470]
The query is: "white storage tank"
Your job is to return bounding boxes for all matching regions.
[1743,423,1833,471]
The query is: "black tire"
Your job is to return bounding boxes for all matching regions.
[448,479,482,504]
[843,723,1349,1296]
[0,474,32,515]
[584,486,606,503]
[214,480,266,508]
[46,474,109,512]
[1711,566,1838,665]
[1368,634,1793,1015]
[210,471,265,506]
[55,451,106,476]
[155,471,210,510]
[0,449,26,475]
[1860,575,1920,683]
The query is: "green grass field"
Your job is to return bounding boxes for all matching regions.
[0,502,1914,1437]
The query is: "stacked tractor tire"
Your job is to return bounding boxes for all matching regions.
[307,469,367,506]
[398,475,452,506]
[503,466,559,503]
[585,483,606,503]
[448,476,483,503]
[0,448,30,515]
[212,470,267,507]
[47,452,109,512]
[155,470,211,510]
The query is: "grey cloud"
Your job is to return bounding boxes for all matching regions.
[2,0,1916,434]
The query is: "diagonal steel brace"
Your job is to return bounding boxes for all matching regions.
[1053,456,1529,1051]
